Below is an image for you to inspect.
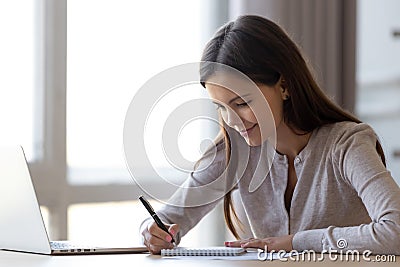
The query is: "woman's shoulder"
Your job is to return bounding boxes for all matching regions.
[317,121,375,139]
[314,121,378,151]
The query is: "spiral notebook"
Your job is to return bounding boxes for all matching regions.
[161,247,246,257]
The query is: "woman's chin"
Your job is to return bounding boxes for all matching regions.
[244,136,261,147]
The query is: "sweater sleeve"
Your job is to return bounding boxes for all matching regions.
[293,123,400,255]
[140,142,229,244]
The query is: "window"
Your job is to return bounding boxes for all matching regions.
[66,0,227,244]
[68,201,224,247]
[12,0,230,246]
[356,0,400,185]
[67,0,206,185]
[0,1,36,160]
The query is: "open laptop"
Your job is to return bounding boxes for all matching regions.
[0,146,148,255]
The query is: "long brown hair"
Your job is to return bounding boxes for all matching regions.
[199,15,386,239]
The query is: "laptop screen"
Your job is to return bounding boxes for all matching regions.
[0,146,51,254]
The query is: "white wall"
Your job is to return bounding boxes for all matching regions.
[357,0,400,85]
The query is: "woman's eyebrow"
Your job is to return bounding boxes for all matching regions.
[228,93,251,104]
[211,94,252,106]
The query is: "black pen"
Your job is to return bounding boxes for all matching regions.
[139,195,176,245]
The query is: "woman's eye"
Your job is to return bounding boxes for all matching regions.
[236,101,251,107]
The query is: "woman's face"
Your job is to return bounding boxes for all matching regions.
[205,80,285,146]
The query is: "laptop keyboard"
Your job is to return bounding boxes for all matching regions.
[50,241,96,252]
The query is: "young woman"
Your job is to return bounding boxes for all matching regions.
[141,15,400,255]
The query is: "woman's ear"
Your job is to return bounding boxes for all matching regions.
[280,77,290,100]
[280,77,287,88]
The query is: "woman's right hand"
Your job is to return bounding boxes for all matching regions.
[141,221,179,254]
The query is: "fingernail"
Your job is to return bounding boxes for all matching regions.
[170,229,175,236]
[166,235,172,242]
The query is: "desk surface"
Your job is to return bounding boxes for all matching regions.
[0,250,398,267]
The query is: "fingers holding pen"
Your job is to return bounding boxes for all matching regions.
[149,222,179,243]
[168,224,179,242]
[148,222,174,244]
[142,221,179,254]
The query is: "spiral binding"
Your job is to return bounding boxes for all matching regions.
[161,247,246,256]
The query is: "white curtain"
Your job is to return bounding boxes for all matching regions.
[229,0,357,112]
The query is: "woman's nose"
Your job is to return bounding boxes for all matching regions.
[222,108,241,128]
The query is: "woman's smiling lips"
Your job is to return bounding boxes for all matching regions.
[238,123,258,137]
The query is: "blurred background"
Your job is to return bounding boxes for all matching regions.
[0,0,399,247]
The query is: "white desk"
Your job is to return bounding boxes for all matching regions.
[0,250,398,267]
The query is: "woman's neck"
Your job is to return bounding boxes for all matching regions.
[276,122,312,160]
